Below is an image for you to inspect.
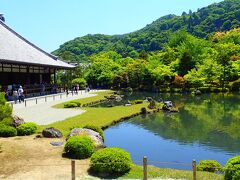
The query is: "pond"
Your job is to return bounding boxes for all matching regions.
[104,92,240,170]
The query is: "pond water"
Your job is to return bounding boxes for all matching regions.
[104,92,240,170]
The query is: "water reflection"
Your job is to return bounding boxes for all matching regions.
[104,93,240,169]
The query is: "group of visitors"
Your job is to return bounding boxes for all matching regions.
[5,85,24,103]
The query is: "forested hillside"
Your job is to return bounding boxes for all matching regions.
[57,29,240,92]
[53,0,240,62]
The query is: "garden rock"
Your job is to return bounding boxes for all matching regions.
[115,95,122,102]
[42,127,63,138]
[12,115,25,127]
[50,141,64,146]
[141,107,147,114]
[147,97,153,101]
[67,128,104,147]
[162,101,179,112]
[195,90,202,95]
[148,100,156,109]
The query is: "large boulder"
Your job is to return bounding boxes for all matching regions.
[42,127,63,138]
[67,128,104,147]
[12,115,25,127]
[162,101,179,112]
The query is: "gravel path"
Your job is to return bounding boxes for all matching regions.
[12,90,99,125]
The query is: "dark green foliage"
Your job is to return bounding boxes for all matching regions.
[0,117,13,126]
[225,156,240,180]
[17,122,37,136]
[90,147,132,175]
[53,0,240,60]
[0,92,6,105]
[64,102,80,108]
[71,78,87,89]
[197,160,222,172]
[0,124,17,137]
[64,136,94,159]
[229,79,240,91]
[83,125,104,141]
[0,93,12,121]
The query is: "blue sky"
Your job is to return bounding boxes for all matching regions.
[1,0,223,52]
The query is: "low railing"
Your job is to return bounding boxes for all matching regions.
[2,157,217,180]
[7,89,99,108]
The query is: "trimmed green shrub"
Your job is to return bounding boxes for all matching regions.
[0,92,6,105]
[225,156,240,180]
[17,122,37,136]
[70,101,81,107]
[0,124,17,137]
[90,147,132,175]
[83,125,104,141]
[64,101,81,108]
[197,160,222,172]
[64,135,94,159]
[0,93,12,121]
[64,102,78,108]
[0,117,13,126]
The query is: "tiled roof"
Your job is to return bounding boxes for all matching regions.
[0,20,75,68]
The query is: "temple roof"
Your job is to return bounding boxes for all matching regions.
[0,20,75,68]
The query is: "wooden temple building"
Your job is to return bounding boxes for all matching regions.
[0,15,75,96]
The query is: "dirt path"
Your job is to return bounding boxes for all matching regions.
[0,136,96,180]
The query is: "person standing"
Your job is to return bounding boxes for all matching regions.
[18,86,24,103]
[13,89,18,104]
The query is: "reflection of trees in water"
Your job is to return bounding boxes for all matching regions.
[130,93,240,154]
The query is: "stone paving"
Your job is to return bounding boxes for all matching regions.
[12,90,99,125]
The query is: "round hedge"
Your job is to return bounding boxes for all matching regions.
[0,124,17,137]
[0,117,13,126]
[90,147,132,175]
[197,160,222,172]
[64,135,94,159]
[64,102,78,108]
[17,122,37,136]
[83,125,104,141]
[225,156,240,180]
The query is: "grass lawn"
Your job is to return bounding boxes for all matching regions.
[40,103,148,136]
[121,165,223,179]
[53,90,114,108]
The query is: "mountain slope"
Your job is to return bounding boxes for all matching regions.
[53,0,240,62]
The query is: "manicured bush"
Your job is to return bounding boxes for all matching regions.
[225,156,240,180]
[0,124,17,137]
[17,122,37,136]
[64,135,94,159]
[0,92,6,105]
[90,147,132,175]
[83,125,104,141]
[64,102,78,108]
[0,93,12,121]
[197,160,222,172]
[70,101,81,107]
[0,117,13,126]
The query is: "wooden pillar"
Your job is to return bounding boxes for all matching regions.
[26,66,30,85]
[54,68,56,84]
[143,156,148,180]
